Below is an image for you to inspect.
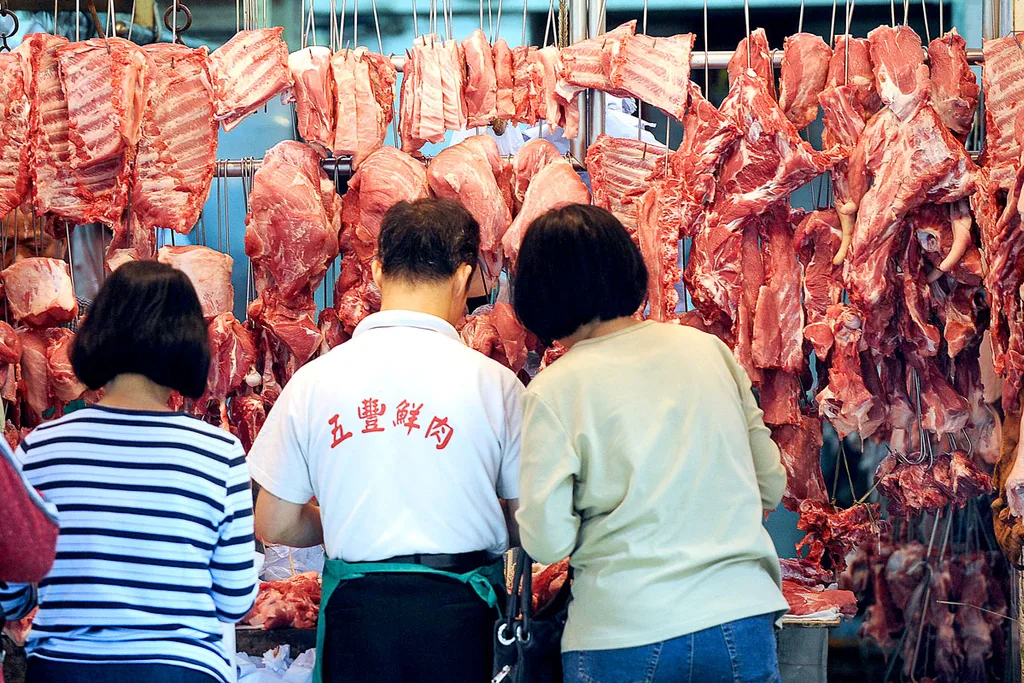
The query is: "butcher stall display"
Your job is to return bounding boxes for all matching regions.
[0,3,1019,682]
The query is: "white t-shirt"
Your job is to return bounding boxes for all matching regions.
[247,310,524,561]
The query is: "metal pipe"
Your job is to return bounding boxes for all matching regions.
[211,155,586,177]
[569,0,589,163]
[587,0,605,146]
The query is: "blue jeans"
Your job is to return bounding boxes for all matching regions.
[562,613,781,683]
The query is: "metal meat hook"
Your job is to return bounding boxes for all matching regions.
[164,3,193,45]
[0,4,19,52]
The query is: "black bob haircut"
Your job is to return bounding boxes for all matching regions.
[71,261,211,399]
[513,204,648,344]
[378,198,480,282]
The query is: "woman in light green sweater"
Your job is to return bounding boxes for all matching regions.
[513,204,789,683]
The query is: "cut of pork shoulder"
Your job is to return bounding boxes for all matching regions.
[778,33,832,130]
[501,159,590,264]
[867,25,930,120]
[815,304,884,439]
[826,35,882,117]
[586,135,667,235]
[795,209,843,359]
[980,35,1024,190]
[927,30,979,139]
[132,43,218,236]
[494,39,515,120]
[206,313,257,399]
[157,246,234,321]
[55,37,150,226]
[555,21,636,102]
[771,415,829,512]
[245,141,341,299]
[248,291,322,377]
[1,258,78,328]
[0,43,33,221]
[751,204,804,374]
[608,33,694,121]
[463,29,498,128]
[26,34,76,220]
[513,139,562,207]
[458,303,533,375]
[427,136,511,275]
[727,29,776,100]
[343,145,429,263]
[288,46,335,155]
[209,28,292,132]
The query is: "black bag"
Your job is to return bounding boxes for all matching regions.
[492,549,572,683]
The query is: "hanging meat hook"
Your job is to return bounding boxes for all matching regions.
[163,3,192,45]
[0,3,19,53]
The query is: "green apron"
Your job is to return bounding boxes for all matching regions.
[313,557,506,683]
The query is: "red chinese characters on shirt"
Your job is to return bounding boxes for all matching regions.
[358,398,387,433]
[425,416,454,450]
[328,415,353,449]
[394,400,424,434]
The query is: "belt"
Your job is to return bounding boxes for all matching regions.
[360,551,490,574]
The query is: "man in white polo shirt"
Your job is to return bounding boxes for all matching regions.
[248,198,522,683]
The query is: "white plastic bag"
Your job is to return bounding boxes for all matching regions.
[282,649,316,683]
[260,546,324,581]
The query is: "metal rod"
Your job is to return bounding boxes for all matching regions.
[587,0,606,145]
[568,0,589,164]
[210,155,587,177]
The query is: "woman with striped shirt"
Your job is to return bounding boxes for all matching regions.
[0,262,258,683]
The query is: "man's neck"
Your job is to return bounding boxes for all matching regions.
[379,284,458,325]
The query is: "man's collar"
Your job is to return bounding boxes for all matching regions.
[352,310,461,341]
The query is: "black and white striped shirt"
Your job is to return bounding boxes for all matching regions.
[0,406,258,683]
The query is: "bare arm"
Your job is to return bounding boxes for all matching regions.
[254,488,324,549]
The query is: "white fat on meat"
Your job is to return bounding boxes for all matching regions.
[778,33,832,131]
[555,21,636,101]
[0,42,33,221]
[1,257,78,328]
[867,25,931,121]
[209,28,293,132]
[26,34,76,220]
[609,33,695,121]
[157,246,235,321]
[981,35,1024,190]
[288,46,335,154]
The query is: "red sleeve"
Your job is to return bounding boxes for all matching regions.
[0,447,58,583]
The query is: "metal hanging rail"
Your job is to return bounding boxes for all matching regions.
[211,155,586,178]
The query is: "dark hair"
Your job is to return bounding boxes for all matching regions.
[71,261,211,399]
[513,204,647,344]
[378,198,480,281]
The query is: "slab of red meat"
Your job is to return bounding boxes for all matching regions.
[845,105,975,311]
[398,42,425,153]
[913,360,970,435]
[815,304,884,439]
[244,571,322,630]
[493,39,515,120]
[332,48,397,166]
[771,414,828,511]
[954,347,1001,466]
[732,220,764,382]
[897,239,941,362]
[246,141,341,300]
[0,322,23,406]
[867,25,930,120]
[46,328,86,405]
[751,204,804,374]
[796,500,879,572]
[200,314,257,428]
[555,21,636,103]
[957,557,995,680]
[513,139,562,207]
[439,39,468,131]
[980,35,1024,190]
[0,42,32,221]
[727,29,776,100]
[781,557,835,587]
[209,28,292,132]
[55,37,150,226]
[248,291,322,382]
[1,257,77,328]
[427,136,511,275]
[635,184,680,323]
[529,47,565,131]
[132,44,218,236]
[512,45,539,126]
[344,145,430,263]
[760,370,801,426]
[826,35,881,117]
[782,580,857,618]
[317,307,348,355]
[927,29,979,139]
[913,201,982,284]
[586,134,667,236]
[501,159,590,264]
[861,557,903,650]
[18,328,50,426]
[779,33,832,130]
[462,29,498,127]
[156,246,233,321]
[875,452,952,516]
[287,46,335,155]
[795,210,843,359]
[229,393,267,453]
[687,72,837,330]
[458,303,533,374]
[608,33,694,121]
[25,34,75,220]
[406,35,446,149]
